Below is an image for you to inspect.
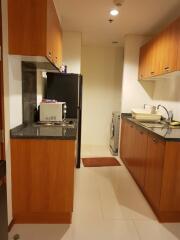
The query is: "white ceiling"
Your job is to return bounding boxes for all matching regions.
[54,0,180,46]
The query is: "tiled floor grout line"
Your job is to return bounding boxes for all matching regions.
[132,219,143,240]
[96,170,106,221]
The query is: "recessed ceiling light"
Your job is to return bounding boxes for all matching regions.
[110,9,119,16]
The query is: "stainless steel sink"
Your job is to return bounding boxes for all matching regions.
[139,122,166,128]
[139,121,180,129]
[33,121,75,128]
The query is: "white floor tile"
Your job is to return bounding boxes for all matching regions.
[71,219,140,240]
[96,166,156,221]
[9,146,180,240]
[9,224,72,240]
[81,144,112,158]
[134,220,180,240]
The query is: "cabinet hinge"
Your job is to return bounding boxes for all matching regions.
[0,129,5,143]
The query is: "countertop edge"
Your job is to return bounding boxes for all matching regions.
[121,113,180,142]
[10,123,77,140]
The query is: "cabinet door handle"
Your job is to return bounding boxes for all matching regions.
[151,71,155,75]
[49,52,52,57]
[164,67,170,71]
[130,125,134,128]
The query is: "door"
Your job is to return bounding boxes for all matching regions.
[126,122,136,173]
[145,135,165,210]
[158,18,179,74]
[46,0,62,68]
[0,0,5,160]
[133,127,148,189]
[120,119,129,163]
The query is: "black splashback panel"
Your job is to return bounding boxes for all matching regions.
[22,62,37,123]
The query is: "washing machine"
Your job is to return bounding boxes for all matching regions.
[109,112,120,155]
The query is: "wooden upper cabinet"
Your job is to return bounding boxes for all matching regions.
[8,0,62,68]
[177,19,180,70]
[46,0,62,67]
[159,19,179,74]
[139,17,180,80]
[139,43,149,79]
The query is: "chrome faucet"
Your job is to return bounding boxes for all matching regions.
[144,104,157,114]
[157,105,173,123]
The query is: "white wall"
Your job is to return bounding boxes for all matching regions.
[2,0,13,224]
[37,70,45,106]
[8,56,23,128]
[121,35,180,122]
[121,35,155,113]
[81,46,123,148]
[62,32,82,74]
[152,74,180,121]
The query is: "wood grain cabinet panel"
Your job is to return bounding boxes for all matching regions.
[125,122,136,171]
[120,120,134,165]
[177,19,180,70]
[120,119,128,162]
[11,139,75,223]
[160,142,180,211]
[139,44,148,80]
[8,0,62,68]
[159,19,179,74]
[120,117,180,221]
[46,0,62,67]
[120,120,147,189]
[139,17,180,80]
[144,136,165,210]
[133,127,148,189]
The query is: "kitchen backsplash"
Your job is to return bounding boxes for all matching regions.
[22,62,37,124]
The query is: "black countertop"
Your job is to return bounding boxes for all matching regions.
[121,113,180,142]
[10,120,77,140]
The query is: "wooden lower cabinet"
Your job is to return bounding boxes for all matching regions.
[120,120,147,189]
[160,142,180,215]
[133,127,148,189]
[11,139,75,223]
[144,135,165,210]
[120,118,180,222]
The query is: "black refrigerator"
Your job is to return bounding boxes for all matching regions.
[46,73,83,168]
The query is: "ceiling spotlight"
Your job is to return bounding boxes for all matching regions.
[110,9,119,16]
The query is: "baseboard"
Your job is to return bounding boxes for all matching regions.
[13,212,72,224]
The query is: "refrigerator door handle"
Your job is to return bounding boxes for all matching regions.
[77,75,80,107]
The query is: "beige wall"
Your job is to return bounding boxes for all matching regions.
[121,35,180,122]
[81,46,123,148]
[62,32,82,74]
[121,35,155,113]
[8,56,23,128]
[152,74,180,121]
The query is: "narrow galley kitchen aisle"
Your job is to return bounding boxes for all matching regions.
[9,158,180,240]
